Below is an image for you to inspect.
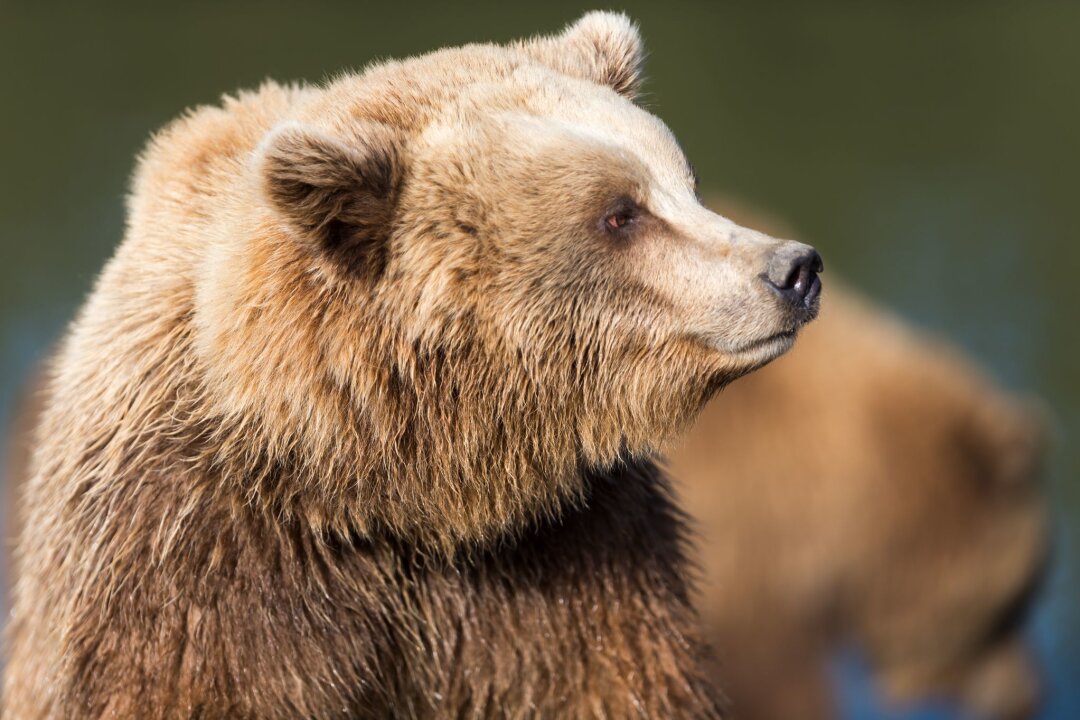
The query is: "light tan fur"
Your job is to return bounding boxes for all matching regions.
[5,14,817,718]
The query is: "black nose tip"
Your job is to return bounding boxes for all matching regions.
[764,246,823,312]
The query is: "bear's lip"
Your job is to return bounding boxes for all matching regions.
[725,327,799,360]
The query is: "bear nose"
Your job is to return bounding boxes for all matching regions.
[764,244,823,312]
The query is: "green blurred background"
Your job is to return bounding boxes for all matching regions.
[1,2,1076,717]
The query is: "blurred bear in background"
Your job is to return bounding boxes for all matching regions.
[667,199,1050,720]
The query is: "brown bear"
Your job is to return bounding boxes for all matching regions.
[3,13,823,718]
[670,200,1049,720]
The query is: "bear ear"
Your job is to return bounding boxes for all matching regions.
[259,121,402,277]
[522,11,645,100]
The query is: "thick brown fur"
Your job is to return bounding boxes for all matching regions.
[4,14,819,719]
[4,291,1049,719]
[670,201,1049,720]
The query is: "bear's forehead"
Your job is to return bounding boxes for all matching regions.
[433,66,692,191]
[324,44,690,187]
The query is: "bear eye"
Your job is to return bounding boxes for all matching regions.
[602,198,641,233]
[606,211,632,230]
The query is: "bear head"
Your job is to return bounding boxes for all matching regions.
[194,12,822,552]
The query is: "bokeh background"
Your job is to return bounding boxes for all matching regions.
[1,2,1076,717]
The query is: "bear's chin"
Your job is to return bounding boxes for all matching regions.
[679,329,799,396]
[727,329,799,368]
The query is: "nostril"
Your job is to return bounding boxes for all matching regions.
[791,251,822,296]
[764,246,823,311]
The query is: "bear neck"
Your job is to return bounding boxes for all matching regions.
[192,304,728,557]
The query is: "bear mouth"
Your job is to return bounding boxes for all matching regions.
[729,328,798,360]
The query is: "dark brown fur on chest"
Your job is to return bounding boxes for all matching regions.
[53,460,722,719]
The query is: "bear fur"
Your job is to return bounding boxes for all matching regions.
[670,200,1049,720]
[5,285,1047,720]
[4,14,819,718]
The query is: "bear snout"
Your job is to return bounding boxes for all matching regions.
[762,242,823,319]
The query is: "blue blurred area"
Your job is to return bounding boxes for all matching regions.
[833,537,1080,720]
[1,2,1077,717]
[833,650,968,720]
